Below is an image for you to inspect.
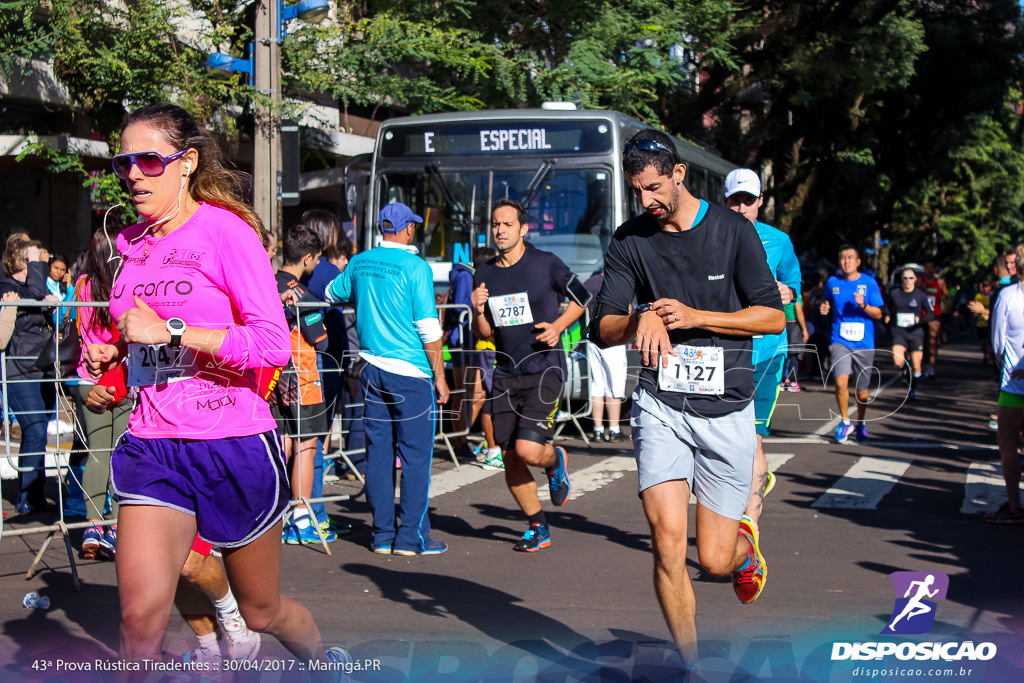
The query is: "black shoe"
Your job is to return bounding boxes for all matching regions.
[604,430,627,443]
[589,430,604,443]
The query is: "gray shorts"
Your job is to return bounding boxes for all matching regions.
[830,343,876,392]
[630,387,754,520]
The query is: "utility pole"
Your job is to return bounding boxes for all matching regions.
[253,0,281,254]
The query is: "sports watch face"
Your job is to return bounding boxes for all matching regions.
[167,318,186,333]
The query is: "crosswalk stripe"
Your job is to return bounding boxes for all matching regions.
[568,455,637,496]
[428,462,502,499]
[811,455,913,509]
[426,452,641,501]
[961,460,1006,515]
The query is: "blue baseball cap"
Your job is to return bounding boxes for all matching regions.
[378,202,423,233]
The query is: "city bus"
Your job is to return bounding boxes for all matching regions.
[349,106,737,289]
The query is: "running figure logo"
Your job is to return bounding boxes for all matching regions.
[882,571,949,634]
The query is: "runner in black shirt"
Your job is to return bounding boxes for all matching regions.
[471,199,590,552]
[591,129,784,666]
[885,267,930,399]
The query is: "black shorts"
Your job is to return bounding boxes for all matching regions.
[892,328,925,352]
[491,371,564,449]
[270,400,328,438]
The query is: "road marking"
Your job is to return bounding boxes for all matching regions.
[864,441,996,451]
[961,460,1006,515]
[764,437,829,445]
[569,455,637,496]
[766,452,796,472]
[426,454,640,501]
[811,455,914,509]
[428,462,502,498]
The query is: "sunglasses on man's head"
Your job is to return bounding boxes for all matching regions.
[112,149,187,179]
[625,139,676,156]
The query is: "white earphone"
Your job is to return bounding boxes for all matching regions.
[184,161,192,175]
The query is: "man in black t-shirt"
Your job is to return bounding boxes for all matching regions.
[885,267,930,399]
[470,199,590,553]
[591,130,784,665]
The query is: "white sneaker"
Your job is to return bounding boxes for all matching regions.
[46,419,75,437]
[218,609,261,661]
[480,447,504,470]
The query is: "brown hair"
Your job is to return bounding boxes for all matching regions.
[301,209,340,261]
[122,103,271,249]
[81,228,122,331]
[2,236,30,275]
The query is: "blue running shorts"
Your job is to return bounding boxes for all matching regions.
[752,355,784,436]
[110,430,290,548]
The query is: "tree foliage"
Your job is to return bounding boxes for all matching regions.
[3,0,1023,282]
[706,0,1024,281]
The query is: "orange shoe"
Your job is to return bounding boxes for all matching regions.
[733,515,766,604]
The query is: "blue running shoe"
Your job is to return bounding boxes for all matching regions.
[80,525,103,560]
[546,446,571,506]
[834,420,852,444]
[99,525,117,560]
[371,541,393,554]
[513,523,551,552]
[854,422,868,442]
[393,538,448,556]
[282,522,337,545]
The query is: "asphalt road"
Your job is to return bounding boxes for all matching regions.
[1,342,1021,683]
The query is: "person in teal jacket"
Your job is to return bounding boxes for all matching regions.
[326,202,451,555]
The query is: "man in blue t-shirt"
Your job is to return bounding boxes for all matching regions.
[820,245,884,443]
[723,167,801,523]
[326,202,450,556]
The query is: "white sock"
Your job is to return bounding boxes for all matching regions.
[609,427,620,434]
[594,426,605,433]
[196,631,218,650]
[292,508,311,529]
[213,590,240,620]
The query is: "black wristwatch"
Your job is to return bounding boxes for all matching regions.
[634,303,653,321]
[166,318,186,349]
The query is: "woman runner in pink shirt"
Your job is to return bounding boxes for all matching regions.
[85,103,346,666]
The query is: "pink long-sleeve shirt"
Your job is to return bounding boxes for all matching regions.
[111,203,290,438]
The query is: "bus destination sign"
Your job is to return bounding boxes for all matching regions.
[380,121,613,157]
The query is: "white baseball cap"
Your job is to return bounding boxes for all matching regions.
[724,168,762,198]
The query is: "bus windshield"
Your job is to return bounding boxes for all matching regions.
[377,166,613,279]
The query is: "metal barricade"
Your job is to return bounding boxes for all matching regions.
[553,310,594,444]
[1,298,113,589]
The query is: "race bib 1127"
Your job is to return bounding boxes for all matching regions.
[658,345,725,395]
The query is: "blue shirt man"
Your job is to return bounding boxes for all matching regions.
[723,167,801,544]
[326,202,450,555]
[821,245,884,443]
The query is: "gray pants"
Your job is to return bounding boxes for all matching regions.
[75,384,131,519]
